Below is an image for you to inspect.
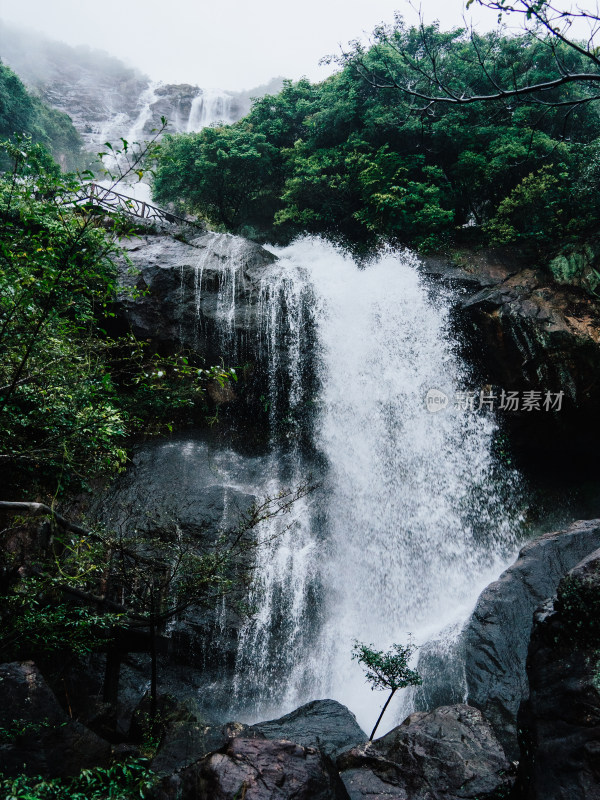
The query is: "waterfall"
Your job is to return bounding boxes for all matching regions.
[229,237,523,733]
[187,88,234,131]
[126,81,161,144]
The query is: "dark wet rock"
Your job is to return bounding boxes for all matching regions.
[87,433,292,715]
[419,247,522,291]
[250,699,367,758]
[459,266,600,409]
[114,232,276,362]
[157,736,349,800]
[516,548,600,799]
[462,519,600,759]
[420,249,600,457]
[150,696,261,776]
[0,661,111,777]
[337,704,512,800]
[96,433,259,541]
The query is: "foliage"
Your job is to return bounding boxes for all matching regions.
[353,640,422,740]
[555,573,600,648]
[0,138,237,495]
[352,640,421,692]
[0,61,83,170]
[152,21,600,258]
[0,139,126,491]
[0,758,156,800]
[153,125,279,230]
[0,479,314,716]
[0,579,119,664]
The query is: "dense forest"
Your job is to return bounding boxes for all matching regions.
[153,20,600,291]
[0,62,84,169]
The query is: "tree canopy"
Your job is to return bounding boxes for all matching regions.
[151,21,600,259]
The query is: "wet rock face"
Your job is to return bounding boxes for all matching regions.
[421,251,600,457]
[115,231,276,363]
[92,433,269,711]
[157,736,349,800]
[146,84,201,133]
[459,269,600,456]
[460,266,600,392]
[337,704,513,800]
[462,520,600,760]
[415,519,600,760]
[0,661,111,778]
[250,699,367,759]
[150,697,260,777]
[517,549,600,800]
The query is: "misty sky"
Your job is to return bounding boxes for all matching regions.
[1,0,503,90]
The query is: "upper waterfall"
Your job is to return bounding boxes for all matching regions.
[187,88,235,131]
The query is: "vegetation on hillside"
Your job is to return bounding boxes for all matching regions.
[0,141,231,497]
[153,21,600,261]
[0,61,84,170]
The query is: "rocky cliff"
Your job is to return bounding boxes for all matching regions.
[421,249,600,460]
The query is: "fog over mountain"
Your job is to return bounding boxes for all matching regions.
[0,22,283,151]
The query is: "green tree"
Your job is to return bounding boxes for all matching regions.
[153,125,278,230]
[353,640,422,741]
[0,139,127,490]
[0,131,238,494]
[342,6,600,110]
[150,21,600,260]
[0,61,83,169]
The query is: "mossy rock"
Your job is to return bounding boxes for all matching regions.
[548,243,600,294]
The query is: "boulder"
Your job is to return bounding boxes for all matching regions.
[90,432,267,712]
[458,266,600,456]
[516,548,600,799]
[250,699,367,758]
[0,661,111,777]
[462,519,600,759]
[158,736,349,800]
[337,704,512,800]
[149,696,260,776]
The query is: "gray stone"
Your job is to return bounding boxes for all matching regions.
[150,696,261,776]
[517,548,600,799]
[158,736,349,800]
[250,699,367,758]
[0,661,111,778]
[337,704,512,800]
[463,519,600,759]
[115,232,276,362]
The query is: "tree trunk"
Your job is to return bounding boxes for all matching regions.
[103,643,121,707]
[370,688,396,741]
[150,620,157,718]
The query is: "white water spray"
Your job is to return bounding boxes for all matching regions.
[187,88,234,131]
[231,237,522,733]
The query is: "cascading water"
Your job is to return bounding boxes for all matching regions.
[126,81,161,144]
[94,82,162,203]
[100,84,236,201]
[187,88,234,131]
[229,236,523,733]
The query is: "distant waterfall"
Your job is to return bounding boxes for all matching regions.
[127,82,161,144]
[187,89,234,131]
[228,237,523,733]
